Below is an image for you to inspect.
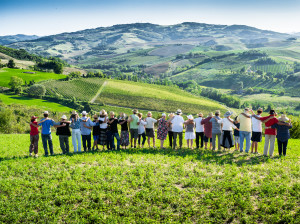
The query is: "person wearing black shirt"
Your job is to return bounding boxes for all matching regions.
[119,112,129,149]
[55,115,71,154]
[107,111,120,150]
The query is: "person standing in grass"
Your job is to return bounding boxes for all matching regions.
[237,108,252,153]
[201,112,213,150]
[54,115,71,154]
[39,111,55,156]
[252,109,278,157]
[185,115,196,149]
[119,112,129,149]
[209,110,222,151]
[128,109,139,148]
[145,112,157,148]
[157,113,168,149]
[171,109,185,149]
[137,113,147,148]
[194,112,204,149]
[29,115,40,157]
[98,110,108,150]
[70,111,82,153]
[250,108,263,154]
[271,114,292,156]
[87,114,101,151]
[233,116,240,151]
[215,111,239,151]
[167,113,175,148]
[107,111,121,150]
[80,111,94,152]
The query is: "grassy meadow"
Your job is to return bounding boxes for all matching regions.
[0,68,66,87]
[0,134,299,223]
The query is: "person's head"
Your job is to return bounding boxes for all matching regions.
[224,111,233,118]
[187,115,194,120]
[109,111,115,118]
[99,109,107,118]
[269,109,276,115]
[161,113,166,119]
[279,114,289,122]
[176,109,182,115]
[31,116,38,122]
[257,108,263,114]
[137,113,143,118]
[81,111,87,117]
[61,115,67,121]
[234,116,239,122]
[198,112,203,117]
[43,111,49,118]
[71,111,78,119]
[120,112,126,118]
[215,110,220,116]
[244,108,250,113]
[168,113,175,119]
[93,114,98,120]
[147,112,152,117]
[132,109,138,114]
[208,112,213,117]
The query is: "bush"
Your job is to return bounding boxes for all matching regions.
[0,107,14,133]
[290,119,300,139]
[8,76,23,94]
[28,84,46,98]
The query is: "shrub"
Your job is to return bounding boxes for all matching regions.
[28,84,46,98]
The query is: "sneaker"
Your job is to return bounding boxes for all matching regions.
[29,153,33,157]
[254,152,259,154]
[34,154,38,158]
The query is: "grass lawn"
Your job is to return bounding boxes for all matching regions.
[0,134,299,223]
[0,93,73,112]
[0,68,66,87]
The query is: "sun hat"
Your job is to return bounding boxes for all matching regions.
[208,112,213,117]
[224,111,233,118]
[132,109,139,114]
[31,116,38,119]
[187,115,194,120]
[72,111,78,115]
[162,113,166,117]
[147,111,152,116]
[81,111,87,116]
[176,109,182,115]
[257,107,263,112]
[198,112,203,117]
[279,114,289,122]
[43,111,49,115]
[61,115,67,120]
[99,109,107,116]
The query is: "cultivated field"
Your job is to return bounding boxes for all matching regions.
[0,134,299,223]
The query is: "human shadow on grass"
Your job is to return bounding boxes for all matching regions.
[0,147,281,166]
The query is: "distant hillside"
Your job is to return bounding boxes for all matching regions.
[6,22,290,65]
[0,34,39,45]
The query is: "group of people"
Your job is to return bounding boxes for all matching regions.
[29,108,292,158]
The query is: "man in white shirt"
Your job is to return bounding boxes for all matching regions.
[171,109,185,149]
[194,112,205,148]
[145,112,157,148]
[251,108,263,154]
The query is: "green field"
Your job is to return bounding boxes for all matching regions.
[0,93,73,112]
[42,78,105,101]
[0,134,299,223]
[96,79,228,114]
[0,68,66,87]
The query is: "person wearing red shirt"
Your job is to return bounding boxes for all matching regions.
[253,110,278,157]
[29,116,40,157]
[201,112,213,150]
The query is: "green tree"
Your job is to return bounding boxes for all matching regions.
[8,76,23,94]
[7,59,15,68]
[28,84,46,98]
[53,62,63,74]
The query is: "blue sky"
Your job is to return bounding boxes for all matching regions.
[1,0,300,36]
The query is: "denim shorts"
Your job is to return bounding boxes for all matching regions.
[93,135,99,141]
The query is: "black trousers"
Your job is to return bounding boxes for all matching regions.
[196,132,204,148]
[138,133,146,145]
[82,134,91,151]
[221,131,233,148]
[168,131,173,148]
[277,139,288,156]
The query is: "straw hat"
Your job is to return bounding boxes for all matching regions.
[187,115,194,120]
[43,111,49,115]
[208,112,213,117]
[72,111,78,115]
[61,115,67,119]
[224,111,233,118]
[99,109,107,116]
[279,114,289,122]
[168,113,175,118]
[132,109,139,114]
[176,109,182,115]
[198,112,203,117]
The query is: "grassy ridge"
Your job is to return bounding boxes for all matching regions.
[0,134,299,223]
[96,79,227,114]
[0,68,66,87]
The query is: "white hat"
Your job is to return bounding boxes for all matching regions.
[187,115,194,120]
[61,115,67,119]
[81,111,87,116]
[72,111,77,115]
[176,109,182,115]
[43,111,49,114]
[99,109,107,116]
[224,111,233,118]
[279,114,289,122]
[162,113,166,117]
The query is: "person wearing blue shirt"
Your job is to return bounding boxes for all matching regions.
[80,111,94,151]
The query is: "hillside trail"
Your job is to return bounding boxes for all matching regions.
[90,80,107,103]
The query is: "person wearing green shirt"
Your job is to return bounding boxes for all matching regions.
[128,109,139,148]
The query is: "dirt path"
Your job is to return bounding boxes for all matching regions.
[90,81,107,103]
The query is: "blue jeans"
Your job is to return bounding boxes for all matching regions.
[239,131,251,152]
[42,134,53,155]
[106,131,120,150]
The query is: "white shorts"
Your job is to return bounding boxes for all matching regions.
[185,132,196,140]
[234,136,240,144]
